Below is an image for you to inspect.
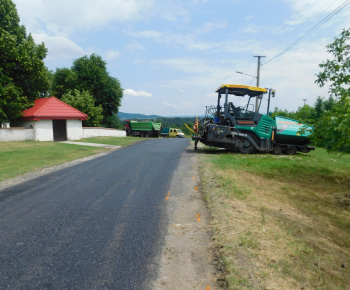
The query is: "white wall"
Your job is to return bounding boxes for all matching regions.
[16,120,54,141]
[82,128,126,138]
[14,120,39,141]
[67,119,83,140]
[34,120,53,141]
[0,128,34,141]
[0,122,10,128]
[0,122,126,142]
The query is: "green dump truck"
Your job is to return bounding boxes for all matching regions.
[193,84,314,155]
[123,120,163,137]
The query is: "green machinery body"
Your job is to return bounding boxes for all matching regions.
[123,120,163,137]
[195,84,314,155]
[234,115,312,146]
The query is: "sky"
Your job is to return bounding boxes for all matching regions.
[13,0,350,117]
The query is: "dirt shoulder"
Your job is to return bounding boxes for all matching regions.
[153,145,224,290]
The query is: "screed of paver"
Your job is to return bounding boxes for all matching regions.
[153,145,220,290]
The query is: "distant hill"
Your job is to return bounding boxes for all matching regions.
[118,112,163,120]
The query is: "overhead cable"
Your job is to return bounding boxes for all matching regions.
[264,0,339,56]
[263,0,350,65]
[260,0,320,53]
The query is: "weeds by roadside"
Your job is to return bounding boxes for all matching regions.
[199,148,350,289]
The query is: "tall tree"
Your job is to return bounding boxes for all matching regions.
[312,28,350,153]
[294,104,315,124]
[52,54,123,127]
[312,96,335,121]
[61,90,103,127]
[51,68,77,98]
[0,0,49,123]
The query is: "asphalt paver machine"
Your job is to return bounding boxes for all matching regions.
[193,84,314,154]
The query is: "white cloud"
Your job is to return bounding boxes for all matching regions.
[195,21,227,34]
[126,43,145,50]
[244,24,268,34]
[172,35,216,50]
[15,0,156,35]
[132,30,219,51]
[124,89,152,97]
[131,30,162,39]
[132,28,266,53]
[245,15,253,21]
[153,58,253,79]
[153,58,211,74]
[189,0,210,6]
[284,0,350,25]
[244,26,259,34]
[156,1,190,22]
[163,101,194,109]
[32,33,88,60]
[149,58,250,97]
[104,50,120,60]
[163,102,179,109]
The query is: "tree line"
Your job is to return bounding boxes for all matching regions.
[0,0,122,128]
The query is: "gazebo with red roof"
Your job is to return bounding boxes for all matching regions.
[19,97,88,141]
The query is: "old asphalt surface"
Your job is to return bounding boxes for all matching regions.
[0,138,204,289]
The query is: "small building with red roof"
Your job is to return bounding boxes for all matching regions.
[16,97,88,141]
[1,97,126,142]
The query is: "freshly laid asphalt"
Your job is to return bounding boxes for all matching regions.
[0,138,190,289]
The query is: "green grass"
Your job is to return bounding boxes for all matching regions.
[199,148,350,289]
[0,141,108,182]
[208,149,350,182]
[78,136,145,146]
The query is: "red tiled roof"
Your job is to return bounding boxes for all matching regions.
[21,97,88,121]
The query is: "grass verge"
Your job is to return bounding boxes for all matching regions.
[0,141,108,182]
[77,136,145,146]
[198,148,350,289]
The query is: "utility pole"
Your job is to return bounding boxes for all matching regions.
[303,99,307,106]
[253,55,265,112]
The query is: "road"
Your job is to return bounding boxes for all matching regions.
[0,138,193,289]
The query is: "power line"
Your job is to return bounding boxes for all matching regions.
[263,0,350,65]
[259,0,320,53]
[263,0,340,58]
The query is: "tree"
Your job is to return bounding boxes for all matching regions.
[312,96,335,121]
[104,114,122,129]
[270,107,296,120]
[51,68,77,98]
[61,90,103,127]
[313,97,324,121]
[51,54,123,127]
[294,104,315,124]
[312,28,350,153]
[0,0,49,123]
